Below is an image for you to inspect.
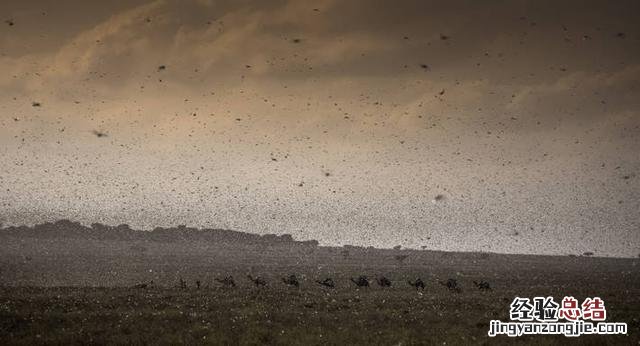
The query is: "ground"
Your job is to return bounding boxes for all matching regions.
[0,233,639,345]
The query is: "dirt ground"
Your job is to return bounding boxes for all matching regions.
[1,233,639,345]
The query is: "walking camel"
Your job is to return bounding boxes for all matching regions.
[215,276,236,288]
[439,278,461,293]
[407,278,425,290]
[316,278,336,288]
[350,276,369,288]
[247,275,267,287]
[473,280,491,291]
[282,274,300,287]
[376,276,392,287]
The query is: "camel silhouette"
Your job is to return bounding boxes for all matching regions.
[247,275,267,287]
[473,280,491,291]
[215,276,236,288]
[131,280,153,289]
[377,276,392,287]
[407,278,425,290]
[282,274,300,287]
[316,278,336,288]
[350,276,369,287]
[439,278,461,293]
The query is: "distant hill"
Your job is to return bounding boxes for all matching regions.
[0,219,319,247]
[1,219,637,288]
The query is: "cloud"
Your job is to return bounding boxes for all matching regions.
[51,1,165,75]
[507,64,640,124]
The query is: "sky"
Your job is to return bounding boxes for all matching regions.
[0,0,638,257]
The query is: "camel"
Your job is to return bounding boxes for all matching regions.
[316,278,336,288]
[439,278,462,293]
[179,277,187,290]
[195,280,201,290]
[131,280,153,289]
[215,276,236,288]
[282,274,300,287]
[377,276,392,287]
[350,276,369,288]
[407,278,425,290]
[473,280,492,291]
[247,275,267,287]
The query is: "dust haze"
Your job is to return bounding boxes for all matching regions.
[1,0,639,256]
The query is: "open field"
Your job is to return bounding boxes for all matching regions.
[1,281,639,345]
[1,222,639,344]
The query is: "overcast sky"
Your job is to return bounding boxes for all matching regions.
[0,0,638,256]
